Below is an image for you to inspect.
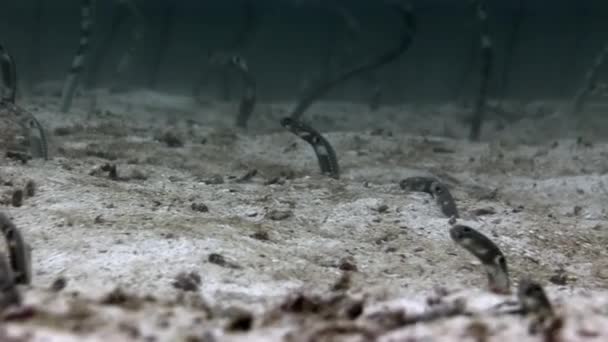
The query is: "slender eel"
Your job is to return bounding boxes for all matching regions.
[0,213,31,286]
[0,44,48,160]
[517,279,556,332]
[469,0,493,141]
[289,2,415,120]
[570,43,608,117]
[86,0,128,88]
[27,0,43,90]
[148,1,177,89]
[193,0,258,101]
[60,0,95,113]
[517,279,553,316]
[499,0,524,103]
[280,117,340,179]
[0,44,17,103]
[0,254,20,310]
[114,0,145,80]
[449,225,510,294]
[400,177,459,218]
[230,55,257,128]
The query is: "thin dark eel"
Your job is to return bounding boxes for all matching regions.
[0,213,31,286]
[193,0,258,101]
[570,43,608,117]
[400,177,459,218]
[60,0,95,113]
[0,254,20,310]
[26,0,43,90]
[0,44,17,103]
[449,225,510,294]
[498,0,525,102]
[469,0,493,141]
[0,44,48,160]
[230,55,257,129]
[114,0,145,79]
[148,1,177,89]
[289,2,415,120]
[517,279,553,316]
[86,0,128,88]
[280,117,340,179]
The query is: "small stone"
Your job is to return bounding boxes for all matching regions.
[191,203,209,212]
[266,209,292,221]
[338,257,358,272]
[94,215,105,224]
[172,272,201,292]
[208,253,227,267]
[202,174,224,185]
[225,307,253,332]
[472,207,496,216]
[251,231,269,241]
[376,204,389,213]
[549,269,569,285]
[24,180,36,197]
[11,189,23,207]
[50,277,67,292]
[159,131,184,148]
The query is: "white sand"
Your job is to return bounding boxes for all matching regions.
[0,88,607,341]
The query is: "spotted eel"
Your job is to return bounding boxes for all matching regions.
[230,55,257,129]
[0,43,48,160]
[290,2,415,120]
[400,176,458,218]
[0,213,31,286]
[280,117,339,179]
[449,225,510,294]
[469,0,493,141]
[60,0,95,113]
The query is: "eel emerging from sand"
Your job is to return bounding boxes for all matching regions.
[400,177,459,218]
[289,2,415,120]
[469,0,493,141]
[0,44,48,160]
[280,117,340,179]
[0,213,31,286]
[229,55,257,129]
[449,224,510,294]
[60,0,95,113]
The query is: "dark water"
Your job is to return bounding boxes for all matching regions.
[0,0,606,104]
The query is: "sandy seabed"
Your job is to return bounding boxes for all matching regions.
[0,87,608,341]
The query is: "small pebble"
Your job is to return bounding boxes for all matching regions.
[191,203,209,213]
[266,209,292,221]
[172,272,202,292]
[11,189,23,207]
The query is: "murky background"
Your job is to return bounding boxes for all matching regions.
[0,0,606,103]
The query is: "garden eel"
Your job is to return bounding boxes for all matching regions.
[280,2,412,178]
[400,177,459,218]
[0,213,31,286]
[570,43,608,117]
[60,0,95,113]
[469,0,493,141]
[289,2,415,120]
[87,0,143,89]
[230,55,257,129]
[114,0,145,79]
[449,225,510,294]
[280,117,340,179]
[0,43,48,160]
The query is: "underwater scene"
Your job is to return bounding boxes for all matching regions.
[0,0,608,340]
